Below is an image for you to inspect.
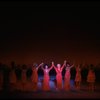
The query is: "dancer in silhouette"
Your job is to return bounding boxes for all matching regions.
[9,62,17,91]
[87,66,96,91]
[21,64,27,91]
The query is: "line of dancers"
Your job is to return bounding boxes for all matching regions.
[0,61,96,92]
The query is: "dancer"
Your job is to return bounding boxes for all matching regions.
[21,64,27,91]
[15,64,22,91]
[31,63,43,91]
[9,64,17,91]
[53,60,66,90]
[87,67,96,91]
[64,62,74,91]
[41,62,54,91]
[75,64,81,90]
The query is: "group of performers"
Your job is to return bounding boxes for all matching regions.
[0,61,96,92]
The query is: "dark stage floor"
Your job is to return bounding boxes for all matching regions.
[0,76,100,99]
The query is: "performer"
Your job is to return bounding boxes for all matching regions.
[9,65,17,91]
[75,64,81,90]
[41,62,53,91]
[64,62,74,91]
[31,63,43,91]
[15,64,22,91]
[53,60,66,90]
[21,65,27,91]
[87,68,96,91]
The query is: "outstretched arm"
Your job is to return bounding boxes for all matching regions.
[41,65,45,71]
[61,60,66,71]
[37,63,44,70]
[48,62,54,71]
[70,64,74,68]
[52,62,57,71]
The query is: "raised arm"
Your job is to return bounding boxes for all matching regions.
[70,64,74,68]
[41,65,45,71]
[37,63,44,70]
[61,60,66,71]
[48,62,54,71]
[52,62,57,71]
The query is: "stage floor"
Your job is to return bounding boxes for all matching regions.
[0,76,100,99]
[0,89,100,99]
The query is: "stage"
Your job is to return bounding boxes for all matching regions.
[0,76,100,99]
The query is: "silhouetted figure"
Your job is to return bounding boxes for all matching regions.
[31,63,43,91]
[87,65,96,91]
[9,62,17,92]
[75,64,81,90]
[53,61,66,90]
[2,64,10,92]
[21,64,27,91]
[27,67,32,81]
[15,64,22,91]
[41,62,53,91]
[81,63,88,83]
[95,64,100,82]
[15,64,22,81]
[64,63,74,91]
